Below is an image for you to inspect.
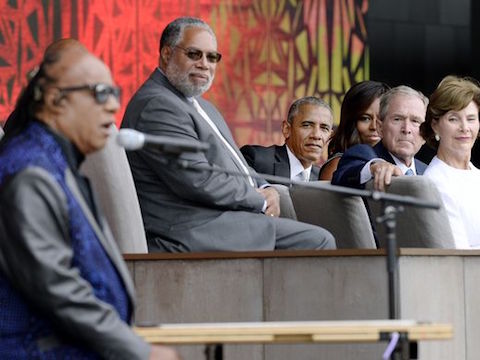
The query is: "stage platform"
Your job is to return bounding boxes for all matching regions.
[125,249,479,359]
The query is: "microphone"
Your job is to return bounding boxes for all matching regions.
[117,128,209,154]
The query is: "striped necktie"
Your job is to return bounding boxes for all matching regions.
[405,168,414,176]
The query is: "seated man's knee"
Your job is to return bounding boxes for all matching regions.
[318,229,336,249]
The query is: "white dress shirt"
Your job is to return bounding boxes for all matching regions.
[286,145,312,181]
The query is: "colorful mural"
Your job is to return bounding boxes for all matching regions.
[0,0,369,148]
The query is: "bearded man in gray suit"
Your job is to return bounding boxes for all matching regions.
[122,17,335,252]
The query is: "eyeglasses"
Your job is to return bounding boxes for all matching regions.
[56,83,121,104]
[174,45,222,63]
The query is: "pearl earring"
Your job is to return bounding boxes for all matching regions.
[434,133,440,141]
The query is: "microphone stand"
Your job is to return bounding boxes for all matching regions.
[169,156,439,210]
[149,154,441,360]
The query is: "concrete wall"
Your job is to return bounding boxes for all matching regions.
[126,250,478,360]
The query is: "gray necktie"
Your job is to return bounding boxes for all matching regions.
[405,168,414,176]
[296,170,309,182]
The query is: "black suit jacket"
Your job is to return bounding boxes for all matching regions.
[240,144,320,181]
[331,142,427,188]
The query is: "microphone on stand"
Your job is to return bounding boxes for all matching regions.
[117,128,210,154]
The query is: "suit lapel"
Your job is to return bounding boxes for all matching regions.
[415,159,427,175]
[310,166,320,180]
[196,98,235,143]
[273,145,291,177]
[153,70,243,163]
[153,70,252,180]
[376,142,427,175]
[375,142,396,164]
[64,169,136,302]
[273,145,320,180]
[194,97,254,173]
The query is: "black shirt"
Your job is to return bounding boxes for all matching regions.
[39,121,100,223]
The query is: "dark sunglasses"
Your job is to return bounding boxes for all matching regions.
[57,83,121,104]
[174,45,222,63]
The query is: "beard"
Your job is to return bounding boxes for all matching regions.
[165,61,214,97]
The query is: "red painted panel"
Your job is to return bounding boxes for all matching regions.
[0,0,368,150]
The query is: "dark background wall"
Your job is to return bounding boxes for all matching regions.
[367,0,480,165]
[367,0,472,94]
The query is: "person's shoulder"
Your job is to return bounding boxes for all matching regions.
[318,153,342,181]
[123,76,192,128]
[240,145,278,167]
[241,144,277,154]
[325,152,343,162]
[414,157,428,174]
[1,166,65,207]
[311,164,321,179]
[349,143,372,151]
[471,163,480,172]
[343,143,374,156]
[129,70,183,105]
[196,97,224,118]
[240,144,277,163]
[424,157,444,177]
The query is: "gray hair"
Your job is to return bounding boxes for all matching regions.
[379,85,429,121]
[287,96,333,124]
[159,17,216,51]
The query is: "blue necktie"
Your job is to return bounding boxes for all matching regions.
[405,168,414,176]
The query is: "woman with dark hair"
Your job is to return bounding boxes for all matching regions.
[319,80,390,180]
[421,75,480,248]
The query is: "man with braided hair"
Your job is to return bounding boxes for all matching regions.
[0,39,178,359]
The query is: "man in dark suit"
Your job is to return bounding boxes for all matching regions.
[332,85,428,191]
[121,17,335,252]
[241,96,333,182]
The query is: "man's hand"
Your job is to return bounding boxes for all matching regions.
[370,162,403,191]
[257,187,280,217]
[149,345,181,360]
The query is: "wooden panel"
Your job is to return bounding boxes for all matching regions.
[399,256,465,360]
[126,251,472,360]
[126,261,134,278]
[262,256,388,359]
[132,259,264,360]
[464,257,480,360]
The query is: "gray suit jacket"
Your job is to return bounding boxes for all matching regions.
[122,70,278,252]
[0,167,148,359]
[240,144,320,181]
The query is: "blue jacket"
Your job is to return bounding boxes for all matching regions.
[331,142,427,188]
